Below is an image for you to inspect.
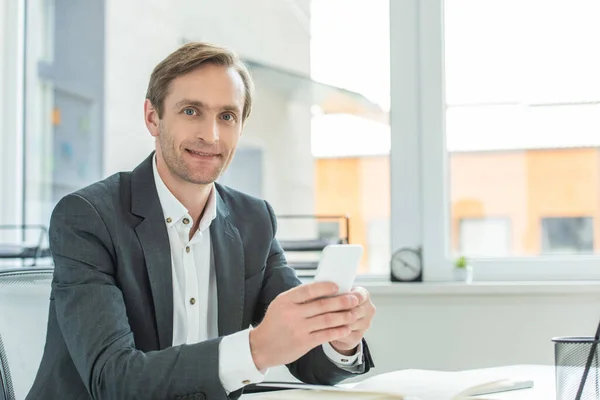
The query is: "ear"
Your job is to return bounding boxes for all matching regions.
[144,99,160,138]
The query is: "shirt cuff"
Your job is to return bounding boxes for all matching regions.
[322,341,364,372]
[219,328,268,393]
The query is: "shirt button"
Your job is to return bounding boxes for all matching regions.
[242,380,250,385]
[189,298,196,305]
[186,246,190,253]
[166,217,172,223]
[183,217,190,225]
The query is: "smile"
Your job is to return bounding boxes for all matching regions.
[186,149,220,157]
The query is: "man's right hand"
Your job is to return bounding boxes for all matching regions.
[249,282,360,370]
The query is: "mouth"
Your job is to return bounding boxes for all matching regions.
[185,149,221,158]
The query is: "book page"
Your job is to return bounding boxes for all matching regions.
[250,382,405,398]
[251,369,510,400]
[352,369,507,399]
[245,390,407,399]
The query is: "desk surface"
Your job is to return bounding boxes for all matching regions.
[241,365,555,399]
[463,365,554,399]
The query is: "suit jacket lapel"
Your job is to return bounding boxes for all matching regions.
[131,153,174,349]
[211,189,245,336]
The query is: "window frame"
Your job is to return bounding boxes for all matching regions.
[389,0,600,282]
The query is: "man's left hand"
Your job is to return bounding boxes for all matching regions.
[329,286,375,355]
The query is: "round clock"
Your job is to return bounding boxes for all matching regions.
[390,247,423,282]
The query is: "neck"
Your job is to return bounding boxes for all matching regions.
[155,153,212,223]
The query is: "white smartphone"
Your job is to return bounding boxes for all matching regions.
[313,244,363,295]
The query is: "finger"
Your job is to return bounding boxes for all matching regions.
[300,294,358,318]
[350,286,370,305]
[354,300,377,319]
[348,317,372,332]
[345,302,368,319]
[307,310,360,333]
[310,325,352,347]
[287,282,339,304]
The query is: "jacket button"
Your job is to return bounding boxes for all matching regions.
[189,298,196,305]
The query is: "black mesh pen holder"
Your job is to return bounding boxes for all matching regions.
[553,337,600,400]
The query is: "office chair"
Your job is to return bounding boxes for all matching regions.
[0,268,53,400]
[0,334,12,400]
[0,226,51,267]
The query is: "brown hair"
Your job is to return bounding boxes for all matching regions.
[146,42,254,121]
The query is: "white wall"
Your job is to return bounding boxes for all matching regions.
[265,286,600,382]
[104,0,314,219]
[363,289,599,376]
[0,0,10,224]
[0,0,23,230]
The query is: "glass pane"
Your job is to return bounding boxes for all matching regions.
[309,0,390,274]
[221,0,390,275]
[23,0,104,233]
[19,0,390,275]
[445,0,600,258]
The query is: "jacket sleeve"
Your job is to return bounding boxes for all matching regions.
[50,194,228,400]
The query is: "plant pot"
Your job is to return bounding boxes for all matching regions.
[453,265,473,283]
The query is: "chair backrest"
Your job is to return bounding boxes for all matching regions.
[0,268,53,400]
[0,336,10,400]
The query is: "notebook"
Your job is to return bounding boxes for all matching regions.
[249,369,534,399]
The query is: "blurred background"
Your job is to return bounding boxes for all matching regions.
[2,0,600,386]
[3,0,600,274]
[1,0,393,274]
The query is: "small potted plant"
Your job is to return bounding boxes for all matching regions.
[453,255,473,283]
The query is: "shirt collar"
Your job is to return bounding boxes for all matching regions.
[152,154,217,232]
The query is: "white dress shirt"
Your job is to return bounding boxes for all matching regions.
[152,156,362,393]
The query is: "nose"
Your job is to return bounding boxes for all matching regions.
[197,118,219,144]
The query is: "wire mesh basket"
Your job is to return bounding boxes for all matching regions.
[553,336,600,400]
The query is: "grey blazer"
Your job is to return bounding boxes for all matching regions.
[26,153,374,400]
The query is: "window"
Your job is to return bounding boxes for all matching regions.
[4,0,391,275]
[310,0,390,274]
[23,0,105,231]
[445,0,600,261]
[541,217,594,254]
[391,0,600,280]
[248,0,390,275]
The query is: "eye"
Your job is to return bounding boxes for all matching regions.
[183,108,196,116]
[221,112,236,122]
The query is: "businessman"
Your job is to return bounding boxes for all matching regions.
[27,41,375,400]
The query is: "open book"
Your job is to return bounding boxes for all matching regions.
[249,369,533,399]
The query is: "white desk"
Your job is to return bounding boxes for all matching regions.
[462,365,554,399]
[242,365,555,399]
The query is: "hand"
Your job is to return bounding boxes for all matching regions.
[249,281,361,370]
[329,286,376,354]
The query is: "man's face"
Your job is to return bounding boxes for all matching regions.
[146,64,245,185]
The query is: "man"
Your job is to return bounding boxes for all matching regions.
[27,42,375,400]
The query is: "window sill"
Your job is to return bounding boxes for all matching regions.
[360,280,600,296]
